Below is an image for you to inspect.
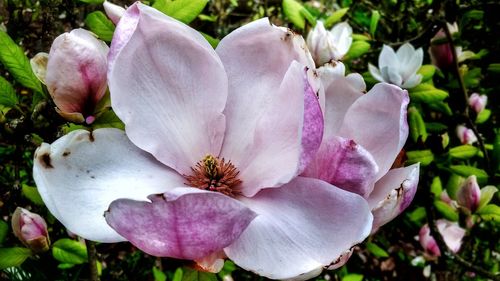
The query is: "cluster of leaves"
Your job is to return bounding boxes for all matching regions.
[0,0,499,280]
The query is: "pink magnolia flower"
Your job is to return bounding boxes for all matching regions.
[11,207,50,253]
[33,3,373,279]
[303,62,420,234]
[456,175,481,213]
[456,125,477,145]
[306,21,353,65]
[468,93,487,114]
[45,29,109,124]
[419,219,465,257]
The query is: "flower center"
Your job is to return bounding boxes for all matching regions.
[184,154,242,197]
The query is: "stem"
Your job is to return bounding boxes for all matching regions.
[441,21,491,172]
[85,240,99,281]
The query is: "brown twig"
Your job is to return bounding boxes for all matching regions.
[441,21,491,173]
[85,240,100,281]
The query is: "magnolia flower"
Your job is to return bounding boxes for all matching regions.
[368,43,423,89]
[11,207,50,253]
[103,1,125,24]
[306,21,353,66]
[33,3,373,279]
[456,175,481,212]
[303,62,420,235]
[428,22,474,70]
[468,93,487,114]
[456,125,477,145]
[419,219,465,257]
[45,29,109,124]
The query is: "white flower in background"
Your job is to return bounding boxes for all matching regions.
[306,21,353,65]
[369,43,423,89]
[456,125,477,145]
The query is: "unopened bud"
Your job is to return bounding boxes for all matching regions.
[456,175,481,212]
[468,93,487,114]
[11,207,50,253]
[306,21,352,66]
[456,125,477,145]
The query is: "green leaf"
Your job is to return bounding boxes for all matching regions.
[409,83,448,104]
[0,31,43,94]
[182,268,218,281]
[79,0,104,4]
[324,8,349,28]
[200,32,220,48]
[475,109,491,124]
[366,242,389,258]
[342,273,364,281]
[430,176,442,197]
[0,247,32,270]
[52,238,88,265]
[493,131,500,173]
[407,207,426,224]
[0,220,8,245]
[448,145,479,159]
[478,186,498,211]
[153,266,167,281]
[345,41,370,60]
[445,174,463,200]
[172,268,183,281]
[282,0,306,29]
[417,65,436,83]
[57,263,76,269]
[408,106,427,143]
[487,63,500,73]
[21,184,45,206]
[477,204,500,223]
[0,76,18,108]
[300,6,316,27]
[425,122,447,133]
[449,165,488,184]
[434,201,459,221]
[153,0,208,24]
[92,109,125,130]
[427,101,452,116]
[84,11,115,42]
[406,149,434,166]
[369,10,380,37]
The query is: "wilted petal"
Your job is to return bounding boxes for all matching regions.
[46,29,108,122]
[225,62,323,197]
[338,83,409,179]
[369,164,420,232]
[30,52,48,84]
[105,188,256,260]
[217,18,314,182]
[302,136,378,197]
[108,3,227,175]
[225,177,372,280]
[33,128,185,242]
[327,249,353,270]
[194,251,226,273]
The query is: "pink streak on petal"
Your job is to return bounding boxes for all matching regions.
[105,188,256,260]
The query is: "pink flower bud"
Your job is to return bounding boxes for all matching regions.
[428,30,454,70]
[45,29,109,123]
[468,93,487,114]
[419,219,465,257]
[456,175,481,212]
[11,207,50,253]
[103,1,125,25]
[456,125,477,145]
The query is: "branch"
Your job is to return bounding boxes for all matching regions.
[85,240,100,281]
[441,21,491,173]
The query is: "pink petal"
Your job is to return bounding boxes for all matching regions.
[108,3,227,175]
[302,136,379,197]
[368,164,420,232]
[338,83,409,179]
[320,69,364,138]
[103,1,125,25]
[436,219,465,253]
[224,62,323,197]
[33,129,185,242]
[216,18,316,194]
[225,177,372,279]
[105,188,256,260]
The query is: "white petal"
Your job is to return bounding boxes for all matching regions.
[33,129,185,242]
